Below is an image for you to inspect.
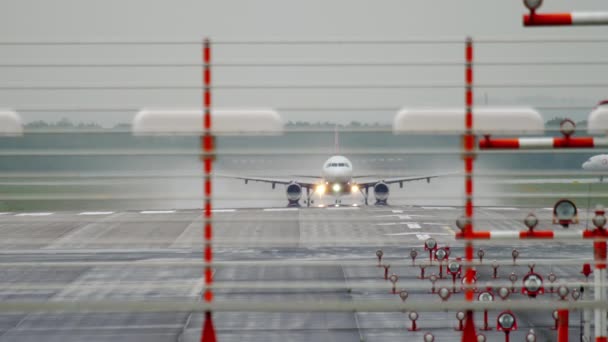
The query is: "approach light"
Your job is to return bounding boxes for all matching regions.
[522,273,544,298]
[315,184,326,194]
[332,183,341,193]
[560,119,576,137]
[497,311,517,332]
[524,213,538,231]
[523,0,543,11]
[553,199,578,227]
[350,184,359,193]
[593,211,607,229]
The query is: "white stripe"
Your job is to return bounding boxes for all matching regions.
[326,207,360,210]
[212,209,236,213]
[392,210,403,213]
[263,208,298,212]
[487,207,518,211]
[16,212,53,216]
[518,138,554,149]
[406,223,421,229]
[375,222,399,226]
[416,234,431,240]
[140,210,176,214]
[593,137,608,147]
[386,232,451,236]
[78,211,114,216]
[489,231,520,239]
[571,12,608,25]
[421,206,455,210]
[0,213,10,216]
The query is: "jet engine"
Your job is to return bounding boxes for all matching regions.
[374,182,389,205]
[286,182,302,206]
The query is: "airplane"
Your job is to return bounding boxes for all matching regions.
[219,128,439,207]
[582,154,608,182]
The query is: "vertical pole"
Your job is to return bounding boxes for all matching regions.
[594,237,607,342]
[557,309,569,342]
[461,36,478,342]
[201,38,217,342]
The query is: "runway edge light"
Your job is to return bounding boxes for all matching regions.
[131,108,284,136]
[0,110,23,136]
[392,107,543,135]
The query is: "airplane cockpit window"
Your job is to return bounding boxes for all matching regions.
[338,163,345,167]
[344,163,350,167]
[330,163,338,167]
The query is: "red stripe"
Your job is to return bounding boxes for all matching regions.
[465,45,473,62]
[524,13,573,26]
[553,137,594,148]
[465,68,473,84]
[520,230,554,239]
[204,179,212,196]
[204,68,211,85]
[205,223,212,240]
[204,245,213,262]
[465,90,473,107]
[204,158,213,173]
[478,138,520,149]
[204,202,212,218]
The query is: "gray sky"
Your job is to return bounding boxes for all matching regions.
[1,0,608,126]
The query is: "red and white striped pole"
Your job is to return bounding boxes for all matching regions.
[461,36,478,342]
[592,208,607,342]
[480,136,608,150]
[524,12,608,26]
[201,38,217,342]
[456,230,608,241]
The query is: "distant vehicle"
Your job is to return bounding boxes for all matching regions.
[220,129,438,207]
[582,154,608,181]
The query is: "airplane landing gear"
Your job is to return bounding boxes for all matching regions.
[360,187,369,206]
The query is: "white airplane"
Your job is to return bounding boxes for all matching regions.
[221,130,439,207]
[582,154,608,181]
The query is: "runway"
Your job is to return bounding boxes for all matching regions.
[0,206,596,341]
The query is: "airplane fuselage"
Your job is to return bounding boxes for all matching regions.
[318,155,357,196]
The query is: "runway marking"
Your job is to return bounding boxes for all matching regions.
[212,209,236,213]
[15,212,53,216]
[392,210,403,213]
[140,210,176,214]
[386,232,450,236]
[542,208,554,211]
[416,234,431,240]
[421,206,455,210]
[78,211,114,216]
[263,208,298,212]
[326,207,360,210]
[422,222,449,225]
[487,207,518,211]
[406,223,421,229]
[0,212,10,216]
[375,222,400,226]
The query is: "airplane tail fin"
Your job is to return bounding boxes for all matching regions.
[334,125,339,154]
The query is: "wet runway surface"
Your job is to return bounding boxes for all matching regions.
[0,206,596,341]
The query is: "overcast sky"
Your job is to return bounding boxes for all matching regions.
[1,0,608,126]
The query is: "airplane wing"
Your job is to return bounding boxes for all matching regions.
[215,174,320,189]
[356,174,442,187]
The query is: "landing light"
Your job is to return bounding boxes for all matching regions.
[315,184,326,194]
[351,184,359,193]
[332,184,341,192]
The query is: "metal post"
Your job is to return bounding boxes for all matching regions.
[462,36,478,341]
[558,309,569,342]
[594,239,607,342]
[201,38,217,342]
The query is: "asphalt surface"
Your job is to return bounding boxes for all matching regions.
[0,206,599,341]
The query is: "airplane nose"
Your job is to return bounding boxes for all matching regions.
[582,162,589,169]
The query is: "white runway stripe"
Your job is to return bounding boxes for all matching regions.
[392,210,403,213]
[78,211,114,216]
[140,210,176,214]
[16,212,53,217]
[263,208,298,212]
[0,213,10,216]
[406,223,421,229]
[212,209,236,213]
[487,207,518,211]
[416,234,431,240]
[421,206,455,210]
[326,207,360,210]
[385,232,451,236]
